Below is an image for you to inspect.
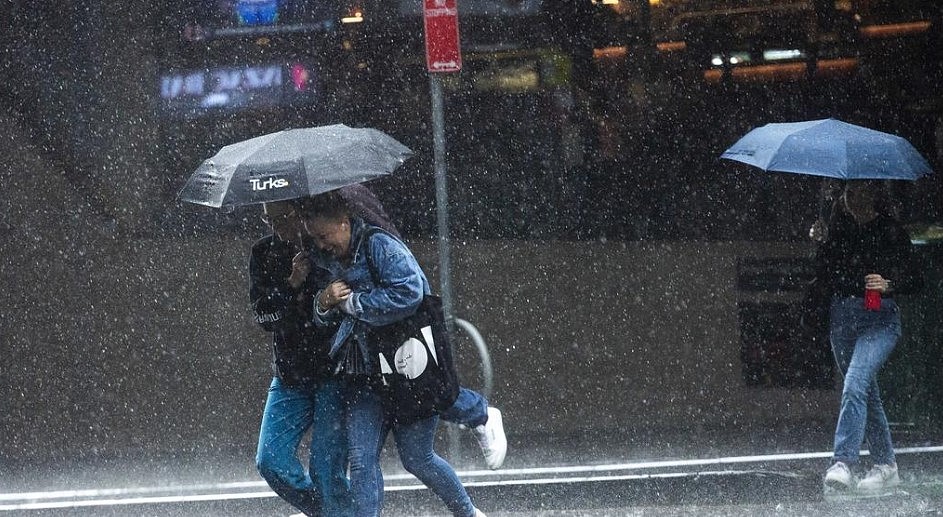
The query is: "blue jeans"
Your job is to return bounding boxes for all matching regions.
[829,296,901,466]
[256,377,351,516]
[344,378,476,517]
[440,388,488,428]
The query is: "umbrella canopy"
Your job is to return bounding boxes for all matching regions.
[720,118,932,181]
[178,124,413,208]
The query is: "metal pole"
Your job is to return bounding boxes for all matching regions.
[429,72,463,462]
[429,73,454,328]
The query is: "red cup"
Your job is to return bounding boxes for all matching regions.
[864,289,882,311]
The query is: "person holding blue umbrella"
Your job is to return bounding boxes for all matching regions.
[722,119,932,493]
[811,181,922,492]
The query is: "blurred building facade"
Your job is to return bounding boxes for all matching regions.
[4,0,942,241]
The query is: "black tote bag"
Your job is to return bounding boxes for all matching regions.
[369,295,460,424]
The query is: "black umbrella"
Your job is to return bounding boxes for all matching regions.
[178,124,413,209]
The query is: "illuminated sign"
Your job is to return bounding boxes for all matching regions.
[182,0,338,40]
[400,0,542,17]
[158,62,318,117]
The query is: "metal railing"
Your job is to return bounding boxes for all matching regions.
[445,317,493,460]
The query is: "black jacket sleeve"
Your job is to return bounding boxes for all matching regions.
[249,238,299,332]
[813,214,924,297]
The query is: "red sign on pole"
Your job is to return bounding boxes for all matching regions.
[423,0,462,73]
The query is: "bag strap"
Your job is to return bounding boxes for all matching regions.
[359,226,406,380]
[359,225,387,287]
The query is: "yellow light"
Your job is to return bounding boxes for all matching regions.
[656,41,686,52]
[859,21,930,39]
[593,46,627,59]
[342,11,364,23]
[650,0,661,5]
[702,58,858,84]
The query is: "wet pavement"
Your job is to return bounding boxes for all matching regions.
[4,431,943,516]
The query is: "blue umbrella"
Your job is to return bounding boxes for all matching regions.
[721,118,932,181]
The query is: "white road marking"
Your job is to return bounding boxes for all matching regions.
[3,445,942,511]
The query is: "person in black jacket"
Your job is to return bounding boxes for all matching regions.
[251,199,351,517]
[816,181,922,493]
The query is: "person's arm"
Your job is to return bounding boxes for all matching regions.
[341,233,426,327]
[249,242,300,331]
[312,284,346,327]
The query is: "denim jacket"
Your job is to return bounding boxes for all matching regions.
[312,217,430,375]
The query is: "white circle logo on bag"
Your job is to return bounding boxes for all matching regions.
[394,338,429,379]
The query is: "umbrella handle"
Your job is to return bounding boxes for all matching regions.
[816,179,840,221]
[809,179,839,252]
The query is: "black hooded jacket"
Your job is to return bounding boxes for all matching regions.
[814,211,922,298]
[249,234,336,386]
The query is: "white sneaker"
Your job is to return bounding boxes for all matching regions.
[857,463,901,491]
[473,407,507,470]
[824,461,855,491]
[474,508,487,517]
